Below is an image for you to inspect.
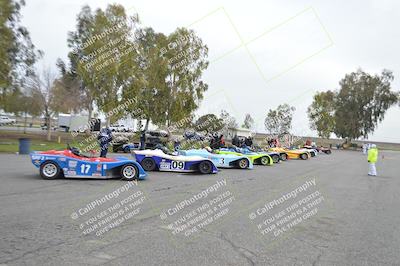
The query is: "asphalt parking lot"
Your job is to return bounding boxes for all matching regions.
[0,150,399,266]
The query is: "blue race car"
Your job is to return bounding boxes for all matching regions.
[113,142,140,153]
[179,148,253,169]
[133,149,218,174]
[30,146,147,180]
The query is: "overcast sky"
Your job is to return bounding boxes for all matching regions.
[21,0,400,142]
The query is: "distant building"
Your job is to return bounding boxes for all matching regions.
[225,127,252,140]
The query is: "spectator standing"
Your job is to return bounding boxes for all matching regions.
[98,127,113,158]
[367,144,378,176]
[140,130,146,150]
[232,134,239,147]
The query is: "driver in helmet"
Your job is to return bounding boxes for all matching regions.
[98,126,113,158]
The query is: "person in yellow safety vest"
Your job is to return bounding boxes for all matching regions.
[367,144,378,176]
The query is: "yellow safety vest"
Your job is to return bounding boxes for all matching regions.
[368,148,378,163]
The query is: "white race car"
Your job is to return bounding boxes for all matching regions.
[133,149,218,174]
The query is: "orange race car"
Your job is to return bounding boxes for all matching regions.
[268,147,311,160]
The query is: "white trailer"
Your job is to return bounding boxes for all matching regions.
[58,114,89,132]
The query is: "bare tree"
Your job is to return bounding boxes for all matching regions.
[264,104,296,137]
[28,68,58,141]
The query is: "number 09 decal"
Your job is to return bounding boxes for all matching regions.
[171,161,184,169]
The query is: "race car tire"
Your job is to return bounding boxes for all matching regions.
[310,151,316,157]
[141,158,156,171]
[198,161,213,174]
[300,153,308,160]
[260,156,271,165]
[325,150,332,154]
[123,146,131,153]
[280,153,288,161]
[120,164,138,180]
[237,158,249,169]
[270,155,279,164]
[40,161,62,180]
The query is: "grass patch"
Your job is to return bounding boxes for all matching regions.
[0,130,101,153]
[0,138,86,153]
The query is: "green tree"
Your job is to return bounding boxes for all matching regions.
[68,5,209,129]
[242,113,254,129]
[123,27,209,130]
[307,90,336,139]
[66,5,97,126]
[18,89,42,133]
[334,69,398,140]
[123,27,169,130]
[1,87,22,115]
[68,4,140,126]
[264,104,295,135]
[163,28,209,127]
[0,0,41,111]
[1,84,42,133]
[87,5,139,125]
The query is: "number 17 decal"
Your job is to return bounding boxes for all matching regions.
[80,164,91,174]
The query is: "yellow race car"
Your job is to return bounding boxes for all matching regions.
[268,147,310,160]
